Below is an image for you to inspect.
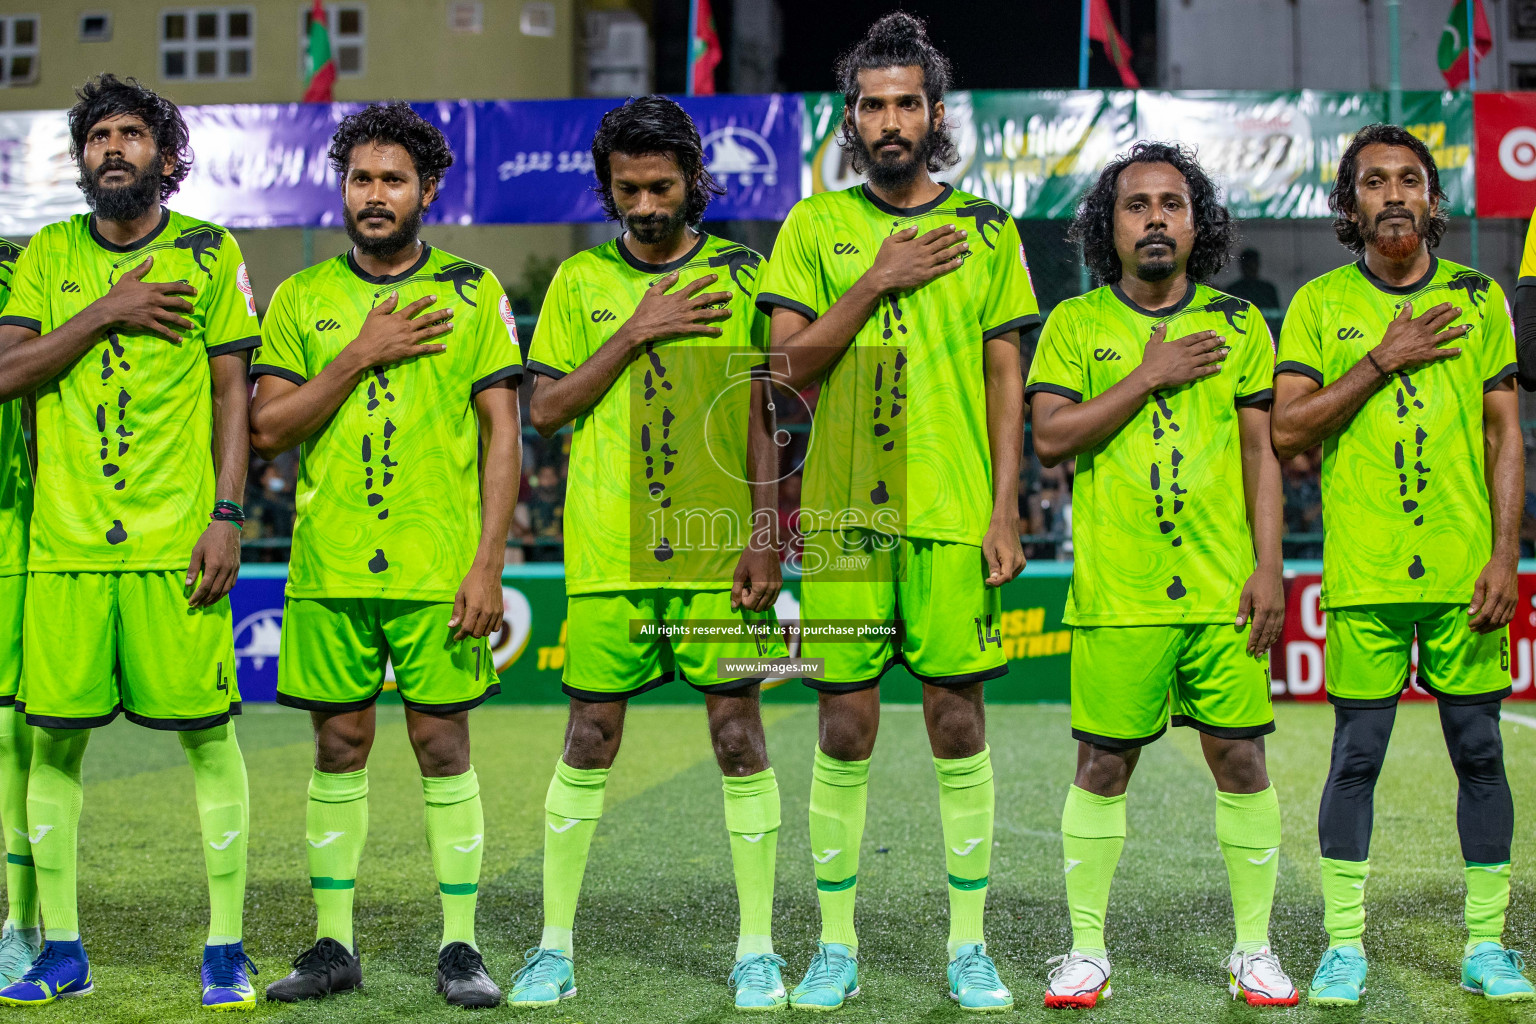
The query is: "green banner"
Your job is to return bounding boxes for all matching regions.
[803,89,1473,219]
[479,566,1072,704]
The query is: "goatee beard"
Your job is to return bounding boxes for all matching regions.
[624,207,689,247]
[345,203,424,260]
[1362,209,1428,262]
[80,159,163,223]
[1134,258,1178,283]
[857,130,937,191]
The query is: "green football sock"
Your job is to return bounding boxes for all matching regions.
[0,706,37,929]
[180,724,250,945]
[541,759,608,957]
[935,746,994,959]
[723,768,779,959]
[423,769,484,950]
[27,727,88,942]
[307,768,368,952]
[1319,857,1369,951]
[1465,861,1512,951]
[1215,786,1281,953]
[808,747,868,953]
[1060,785,1125,957]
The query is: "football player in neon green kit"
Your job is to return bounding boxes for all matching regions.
[506,96,789,1013]
[1272,123,1532,1005]
[0,74,256,1010]
[1029,143,1296,1009]
[757,14,1035,1012]
[250,104,520,1008]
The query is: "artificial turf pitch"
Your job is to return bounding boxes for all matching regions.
[21,701,1536,1022]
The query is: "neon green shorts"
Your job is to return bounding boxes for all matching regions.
[563,588,787,701]
[19,571,238,730]
[277,597,498,714]
[1070,623,1274,749]
[798,532,1006,691]
[1325,602,1511,706]
[0,574,21,704]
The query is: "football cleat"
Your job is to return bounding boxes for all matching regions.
[789,942,859,1011]
[436,941,502,1008]
[263,937,361,1002]
[508,947,575,1008]
[1227,947,1299,1006]
[1307,945,1367,1006]
[1462,943,1536,1002]
[201,941,257,1011]
[0,939,92,1005]
[1044,950,1110,1009]
[947,943,1013,1012]
[728,952,788,1011]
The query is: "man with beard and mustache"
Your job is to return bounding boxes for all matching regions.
[1273,124,1531,1005]
[248,103,522,1007]
[1028,142,1296,1009]
[755,13,1036,1012]
[0,74,258,1010]
[507,94,791,1013]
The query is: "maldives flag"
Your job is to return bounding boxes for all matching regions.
[689,0,722,97]
[1439,0,1491,89]
[303,0,336,102]
[1087,0,1139,89]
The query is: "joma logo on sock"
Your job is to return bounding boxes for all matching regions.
[25,825,52,844]
[454,835,483,853]
[1246,848,1278,866]
[308,831,345,848]
[209,831,241,851]
[951,837,984,857]
[812,848,841,863]
[740,833,766,844]
[548,818,582,833]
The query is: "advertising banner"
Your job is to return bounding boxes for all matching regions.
[1474,91,1536,218]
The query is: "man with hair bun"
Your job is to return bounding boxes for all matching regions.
[758,12,1037,1011]
[1029,141,1296,1009]
[0,73,257,1010]
[250,102,523,1007]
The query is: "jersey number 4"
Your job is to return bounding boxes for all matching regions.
[973,615,1001,652]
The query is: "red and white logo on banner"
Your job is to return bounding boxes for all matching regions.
[1474,92,1536,217]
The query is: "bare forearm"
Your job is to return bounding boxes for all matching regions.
[985,345,1023,521]
[528,332,638,436]
[1272,359,1385,458]
[1487,421,1524,563]
[474,408,521,569]
[210,356,250,505]
[0,308,112,401]
[250,349,372,457]
[774,277,883,391]
[746,377,779,541]
[1033,370,1156,466]
[1243,437,1284,571]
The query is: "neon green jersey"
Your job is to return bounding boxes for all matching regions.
[756,183,1040,546]
[251,244,522,601]
[0,238,29,577]
[1027,283,1274,626]
[1276,256,1516,608]
[527,232,767,596]
[0,209,258,571]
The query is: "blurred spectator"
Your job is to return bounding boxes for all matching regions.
[1522,491,1536,559]
[522,463,565,562]
[1025,458,1073,560]
[1223,248,1281,311]
[1281,449,1323,558]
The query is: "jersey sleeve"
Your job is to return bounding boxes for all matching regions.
[755,201,822,322]
[1478,277,1517,392]
[0,228,51,334]
[466,269,525,394]
[1275,283,1324,384]
[1234,309,1277,406]
[1520,211,1536,286]
[1023,304,1086,403]
[981,216,1042,341]
[525,264,579,379]
[202,231,261,358]
[249,278,309,385]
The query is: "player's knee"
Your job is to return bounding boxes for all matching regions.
[562,701,624,769]
[1441,702,1506,782]
[818,717,877,762]
[314,720,373,774]
[1075,746,1135,795]
[1210,741,1269,792]
[710,715,766,775]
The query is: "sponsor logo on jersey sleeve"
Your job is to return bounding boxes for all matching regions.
[500,293,519,347]
[236,262,256,317]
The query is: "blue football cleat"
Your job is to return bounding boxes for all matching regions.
[1462,943,1536,1002]
[202,941,257,1011]
[948,943,1013,1012]
[1307,946,1367,1006]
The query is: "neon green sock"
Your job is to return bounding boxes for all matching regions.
[1465,861,1512,951]
[1319,857,1369,951]
[935,746,993,959]
[180,724,250,944]
[541,759,607,958]
[0,706,37,929]
[27,727,88,942]
[1060,785,1125,957]
[308,768,368,952]
[723,768,779,959]
[423,769,484,950]
[809,747,867,953]
[1215,786,1281,953]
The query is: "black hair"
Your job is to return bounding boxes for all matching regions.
[68,74,191,201]
[590,95,723,224]
[835,12,957,174]
[1330,122,1448,253]
[1068,140,1236,286]
[327,102,454,193]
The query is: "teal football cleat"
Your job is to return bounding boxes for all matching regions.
[509,947,575,1008]
[948,943,1013,1012]
[789,942,859,1011]
[0,924,41,986]
[728,952,788,1012]
[201,941,257,1011]
[1462,943,1536,1001]
[0,939,92,1005]
[1307,946,1367,1006]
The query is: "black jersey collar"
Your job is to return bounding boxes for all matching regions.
[616,231,709,274]
[346,242,433,285]
[88,206,170,253]
[1354,255,1438,295]
[860,182,954,218]
[1110,279,1197,318]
